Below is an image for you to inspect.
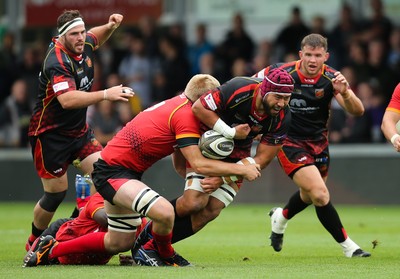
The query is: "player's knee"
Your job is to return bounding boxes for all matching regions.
[39,191,67,212]
[311,189,330,206]
[180,195,208,215]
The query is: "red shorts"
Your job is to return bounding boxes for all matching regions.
[277,136,330,178]
[29,129,103,178]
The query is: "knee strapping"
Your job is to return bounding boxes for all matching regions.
[107,213,142,233]
[210,184,236,207]
[132,188,160,216]
[39,191,67,212]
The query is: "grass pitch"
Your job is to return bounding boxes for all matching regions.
[0,202,398,279]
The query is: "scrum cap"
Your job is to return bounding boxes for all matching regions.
[260,68,294,98]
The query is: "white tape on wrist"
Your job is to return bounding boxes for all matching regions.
[213,118,235,139]
[390,134,399,145]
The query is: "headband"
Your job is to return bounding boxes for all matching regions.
[58,17,85,36]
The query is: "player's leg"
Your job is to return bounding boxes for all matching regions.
[170,172,211,243]
[294,166,370,257]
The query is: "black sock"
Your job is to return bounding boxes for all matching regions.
[31,222,44,238]
[170,198,194,244]
[315,201,346,243]
[70,207,79,218]
[284,190,309,219]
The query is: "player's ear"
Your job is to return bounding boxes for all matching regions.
[324,52,330,62]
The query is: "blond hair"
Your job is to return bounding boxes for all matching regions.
[184,74,220,102]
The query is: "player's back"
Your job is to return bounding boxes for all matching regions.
[101,93,200,172]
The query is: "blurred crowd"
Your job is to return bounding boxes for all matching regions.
[1,0,399,148]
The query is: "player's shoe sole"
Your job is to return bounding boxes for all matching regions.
[352,249,371,257]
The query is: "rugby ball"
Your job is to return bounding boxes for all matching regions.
[199,130,234,159]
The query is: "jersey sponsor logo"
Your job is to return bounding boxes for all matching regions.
[77,67,84,75]
[204,93,217,110]
[53,81,69,92]
[304,78,315,83]
[289,98,306,107]
[315,88,324,98]
[80,76,89,88]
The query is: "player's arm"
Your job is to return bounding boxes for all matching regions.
[171,148,187,178]
[192,97,250,139]
[57,84,133,109]
[180,144,260,181]
[332,71,364,116]
[253,143,281,169]
[381,110,400,151]
[88,14,123,46]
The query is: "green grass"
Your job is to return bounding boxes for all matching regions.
[0,202,398,279]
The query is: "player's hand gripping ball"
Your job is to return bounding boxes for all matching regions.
[199,130,234,159]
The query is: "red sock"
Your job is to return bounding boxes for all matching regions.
[152,231,174,259]
[50,232,106,259]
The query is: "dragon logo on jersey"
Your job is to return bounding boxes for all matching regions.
[315,88,324,99]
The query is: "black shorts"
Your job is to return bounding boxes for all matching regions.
[277,136,330,178]
[92,159,143,204]
[29,128,103,178]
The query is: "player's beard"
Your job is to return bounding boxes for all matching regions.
[263,101,281,116]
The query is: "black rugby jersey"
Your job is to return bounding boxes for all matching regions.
[199,76,291,157]
[29,33,98,137]
[256,61,338,139]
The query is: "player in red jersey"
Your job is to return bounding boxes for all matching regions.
[26,10,134,252]
[24,74,261,267]
[24,192,146,265]
[132,68,294,260]
[382,83,400,152]
[254,33,370,257]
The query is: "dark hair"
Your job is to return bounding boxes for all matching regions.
[301,33,328,51]
[57,10,83,30]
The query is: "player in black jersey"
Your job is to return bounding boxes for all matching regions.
[26,10,134,252]
[132,68,294,262]
[254,33,370,257]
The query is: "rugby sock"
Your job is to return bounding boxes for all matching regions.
[70,207,79,218]
[315,201,346,243]
[169,198,194,243]
[31,222,44,238]
[152,231,174,259]
[283,190,309,219]
[27,222,44,247]
[49,232,106,259]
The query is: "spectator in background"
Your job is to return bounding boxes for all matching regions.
[366,38,398,105]
[188,23,214,75]
[153,34,191,102]
[89,101,123,147]
[16,45,42,109]
[0,79,32,148]
[387,27,400,74]
[347,39,370,83]
[138,15,161,59]
[274,6,310,62]
[118,31,153,109]
[215,12,255,82]
[0,32,18,104]
[328,3,361,69]
[356,0,393,47]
